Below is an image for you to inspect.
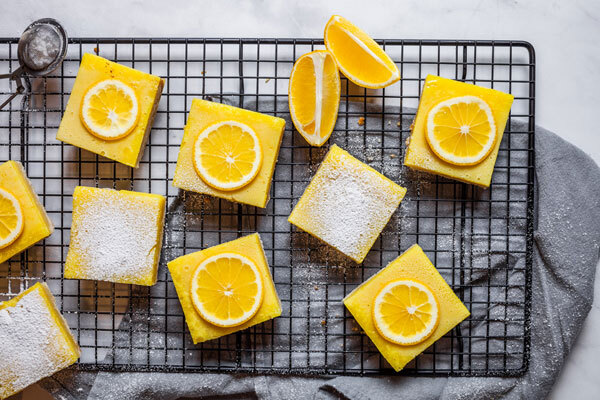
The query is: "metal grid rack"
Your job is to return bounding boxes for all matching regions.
[0,38,535,377]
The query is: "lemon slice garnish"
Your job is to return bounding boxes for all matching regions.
[373,279,440,345]
[192,121,263,191]
[190,252,264,328]
[80,79,140,140]
[426,95,497,166]
[0,188,24,249]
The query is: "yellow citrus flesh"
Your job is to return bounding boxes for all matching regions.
[192,121,263,191]
[80,79,140,140]
[190,252,264,328]
[324,15,400,89]
[373,279,439,345]
[426,95,497,166]
[0,187,24,249]
[289,50,340,146]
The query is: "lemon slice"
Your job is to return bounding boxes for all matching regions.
[324,15,400,89]
[193,121,262,191]
[80,79,140,140]
[373,279,439,345]
[426,96,497,165]
[190,252,264,328]
[289,50,340,146]
[0,188,24,249]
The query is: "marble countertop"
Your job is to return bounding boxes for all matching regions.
[1,0,599,398]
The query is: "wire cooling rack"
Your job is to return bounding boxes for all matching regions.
[0,38,535,377]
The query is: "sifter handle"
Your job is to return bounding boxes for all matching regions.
[0,66,25,110]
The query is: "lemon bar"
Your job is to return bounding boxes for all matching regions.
[172,99,286,208]
[404,75,514,187]
[56,53,164,168]
[168,233,281,344]
[64,186,165,286]
[0,282,80,399]
[288,145,406,263]
[0,161,53,264]
[343,244,470,371]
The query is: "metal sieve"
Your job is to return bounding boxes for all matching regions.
[0,18,68,109]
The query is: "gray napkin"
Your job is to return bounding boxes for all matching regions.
[316,126,600,400]
[40,111,600,400]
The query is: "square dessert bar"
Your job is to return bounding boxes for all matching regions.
[168,233,281,344]
[56,53,164,168]
[404,75,514,187]
[64,186,166,286]
[344,244,470,371]
[0,161,54,264]
[0,282,80,399]
[172,99,286,208]
[288,144,406,263]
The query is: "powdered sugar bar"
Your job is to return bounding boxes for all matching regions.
[288,145,406,263]
[64,186,166,286]
[0,282,80,399]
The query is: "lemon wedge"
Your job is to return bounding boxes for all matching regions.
[324,15,400,89]
[289,50,340,146]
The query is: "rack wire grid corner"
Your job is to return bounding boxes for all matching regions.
[0,38,535,377]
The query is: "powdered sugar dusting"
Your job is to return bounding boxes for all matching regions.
[66,188,163,284]
[0,287,75,397]
[289,145,406,263]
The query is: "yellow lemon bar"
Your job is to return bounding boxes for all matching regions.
[288,145,406,263]
[343,244,470,371]
[172,99,286,208]
[404,75,514,187]
[0,161,53,264]
[0,282,80,399]
[56,53,164,168]
[64,186,165,286]
[168,233,281,344]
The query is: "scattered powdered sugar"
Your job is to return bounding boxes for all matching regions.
[290,146,405,262]
[0,288,73,396]
[68,189,162,283]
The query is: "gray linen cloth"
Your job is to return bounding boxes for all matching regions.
[39,105,600,400]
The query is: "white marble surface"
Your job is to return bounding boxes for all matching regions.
[1,0,599,399]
